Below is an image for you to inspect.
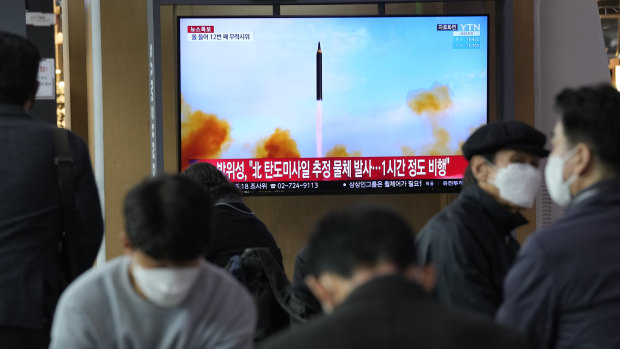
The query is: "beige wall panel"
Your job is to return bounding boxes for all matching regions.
[513,0,537,243]
[99,0,151,259]
[245,193,440,277]
[84,0,96,174]
[62,0,89,147]
[161,5,178,174]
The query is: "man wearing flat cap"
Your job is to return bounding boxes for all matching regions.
[416,120,548,318]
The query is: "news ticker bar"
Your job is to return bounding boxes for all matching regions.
[235,179,464,195]
[195,155,468,183]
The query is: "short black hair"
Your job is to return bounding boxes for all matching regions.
[306,205,417,278]
[182,162,242,200]
[0,32,40,106]
[556,85,620,174]
[123,175,213,261]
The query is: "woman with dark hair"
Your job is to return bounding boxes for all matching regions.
[182,162,283,268]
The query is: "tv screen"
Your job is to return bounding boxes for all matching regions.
[178,15,488,195]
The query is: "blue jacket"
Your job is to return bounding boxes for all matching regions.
[0,104,103,330]
[497,176,620,349]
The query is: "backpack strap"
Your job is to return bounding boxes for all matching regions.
[53,127,80,282]
[253,248,309,323]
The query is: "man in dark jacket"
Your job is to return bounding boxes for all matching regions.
[416,120,548,317]
[182,162,283,268]
[0,32,103,348]
[497,85,620,349]
[260,206,526,349]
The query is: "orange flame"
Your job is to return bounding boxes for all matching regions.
[407,84,453,116]
[325,145,361,157]
[181,110,232,170]
[253,128,300,158]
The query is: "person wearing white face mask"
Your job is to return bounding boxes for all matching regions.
[416,120,549,318]
[50,175,257,349]
[497,85,620,349]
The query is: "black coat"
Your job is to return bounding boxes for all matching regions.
[291,246,322,320]
[259,275,526,349]
[0,104,103,329]
[207,201,282,268]
[497,176,620,349]
[416,184,527,317]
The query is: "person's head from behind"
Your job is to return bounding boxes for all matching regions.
[182,162,242,202]
[122,175,213,307]
[545,84,620,207]
[461,120,549,211]
[304,205,435,313]
[0,31,40,109]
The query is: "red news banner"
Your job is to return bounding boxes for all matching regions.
[198,156,468,182]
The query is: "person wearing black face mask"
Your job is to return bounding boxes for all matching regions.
[497,85,620,349]
[416,120,549,318]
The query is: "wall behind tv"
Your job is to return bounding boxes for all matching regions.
[75,0,537,277]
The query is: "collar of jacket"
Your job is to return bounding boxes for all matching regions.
[566,175,620,212]
[339,274,431,309]
[461,184,528,233]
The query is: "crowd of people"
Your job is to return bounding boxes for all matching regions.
[2,31,620,349]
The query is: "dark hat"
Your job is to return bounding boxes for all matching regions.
[461,120,549,160]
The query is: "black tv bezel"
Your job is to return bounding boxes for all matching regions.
[176,14,489,196]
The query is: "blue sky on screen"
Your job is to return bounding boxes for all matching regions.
[180,16,488,158]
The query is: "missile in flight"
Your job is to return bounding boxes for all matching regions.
[316,42,322,101]
[316,42,323,157]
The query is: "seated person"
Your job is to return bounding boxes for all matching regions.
[260,205,526,349]
[183,162,283,268]
[50,175,256,348]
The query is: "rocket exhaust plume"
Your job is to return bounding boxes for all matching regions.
[407,84,453,116]
[181,110,232,171]
[316,42,323,157]
[316,101,322,157]
[253,128,301,158]
[326,145,361,157]
[406,84,454,155]
[401,145,416,156]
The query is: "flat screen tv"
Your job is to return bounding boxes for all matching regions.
[178,15,488,195]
